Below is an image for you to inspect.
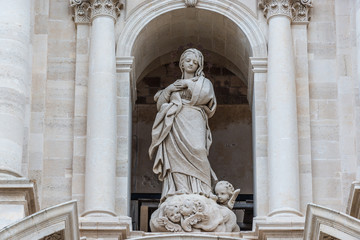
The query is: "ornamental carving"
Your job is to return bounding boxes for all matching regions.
[184,0,198,7]
[70,0,91,23]
[40,230,65,240]
[70,0,123,24]
[259,0,312,22]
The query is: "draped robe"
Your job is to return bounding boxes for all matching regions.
[149,76,217,201]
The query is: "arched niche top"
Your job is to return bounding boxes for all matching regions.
[0,200,79,240]
[116,0,267,59]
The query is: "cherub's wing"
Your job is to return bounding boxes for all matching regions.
[227,189,240,209]
[157,217,182,232]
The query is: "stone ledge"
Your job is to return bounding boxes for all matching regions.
[127,232,244,240]
[80,215,131,239]
[0,178,38,228]
[0,200,79,240]
[253,216,305,240]
[304,203,360,240]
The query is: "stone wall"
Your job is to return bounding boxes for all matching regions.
[29,0,76,209]
[308,0,357,212]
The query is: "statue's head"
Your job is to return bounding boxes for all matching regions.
[179,48,205,79]
[164,201,182,223]
[214,181,234,203]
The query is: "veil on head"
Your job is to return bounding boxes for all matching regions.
[179,48,205,79]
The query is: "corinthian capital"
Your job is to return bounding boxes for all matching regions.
[90,0,122,21]
[70,0,91,24]
[259,0,312,23]
[70,0,123,24]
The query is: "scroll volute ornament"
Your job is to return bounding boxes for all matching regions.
[259,0,312,22]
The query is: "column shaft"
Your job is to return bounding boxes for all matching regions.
[0,0,31,177]
[84,16,117,215]
[267,15,301,216]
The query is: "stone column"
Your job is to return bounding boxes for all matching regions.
[0,0,37,228]
[85,0,122,216]
[71,0,122,217]
[71,2,131,239]
[0,0,30,178]
[259,0,311,217]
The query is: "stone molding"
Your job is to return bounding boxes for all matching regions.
[304,204,360,240]
[259,0,312,23]
[116,56,134,73]
[253,216,305,240]
[70,0,123,24]
[0,178,38,216]
[116,0,267,57]
[0,201,79,240]
[79,215,131,239]
[247,57,268,108]
[347,181,360,219]
[128,233,243,239]
[116,56,136,104]
[184,0,198,8]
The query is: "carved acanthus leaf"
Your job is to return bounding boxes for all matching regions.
[70,0,123,24]
[184,0,198,7]
[292,0,312,23]
[70,0,91,23]
[259,0,312,22]
[91,0,123,20]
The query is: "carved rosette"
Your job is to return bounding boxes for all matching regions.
[259,0,312,23]
[70,0,123,23]
[184,0,198,8]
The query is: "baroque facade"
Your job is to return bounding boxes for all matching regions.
[0,0,360,239]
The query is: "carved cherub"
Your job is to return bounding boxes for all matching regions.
[153,201,183,232]
[179,198,207,232]
[214,181,240,209]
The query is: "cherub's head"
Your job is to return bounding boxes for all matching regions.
[214,181,235,203]
[179,198,195,217]
[164,202,182,223]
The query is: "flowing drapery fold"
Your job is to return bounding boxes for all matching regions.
[149,76,217,200]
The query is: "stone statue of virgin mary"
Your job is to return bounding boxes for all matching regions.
[149,49,239,233]
[149,48,217,202]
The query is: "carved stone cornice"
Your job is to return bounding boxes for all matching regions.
[184,0,198,7]
[70,0,123,24]
[259,0,312,23]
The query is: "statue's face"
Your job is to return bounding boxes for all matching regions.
[215,185,230,203]
[182,53,199,75]
[165,205,181,223]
